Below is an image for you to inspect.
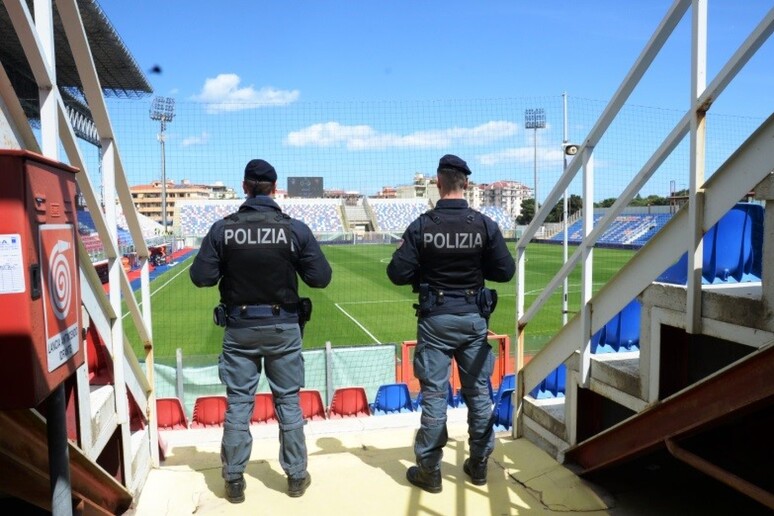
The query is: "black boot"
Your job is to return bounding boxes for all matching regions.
[288,472,311,497]
[406,466,442,493]
[224,476,246,503]
[463,458,487,486]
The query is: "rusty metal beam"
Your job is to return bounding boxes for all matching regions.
[0,408,132,514]
[565,345,774,473]
[665,439,774,510]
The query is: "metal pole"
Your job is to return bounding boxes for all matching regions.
[533,127,538,213]
[160,128,167,231]
[48,384,73,516]
[562,93,569,325]
[325,341,333,406]
[525,108,545,222]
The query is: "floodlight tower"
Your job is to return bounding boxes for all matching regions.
[524,108,546,213]
[150,97,175,232]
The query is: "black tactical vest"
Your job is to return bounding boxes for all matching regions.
[218,209,297,306]
[418,208,488,291]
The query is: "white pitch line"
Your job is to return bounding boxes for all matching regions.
[122,263,192,319]
[334,302,382,344]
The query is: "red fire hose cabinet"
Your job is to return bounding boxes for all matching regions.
[0,150,84,409]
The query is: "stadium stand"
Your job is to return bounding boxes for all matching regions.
[548,212,672,248]
[177,198,345,236]
[191,395,228,428]
[367,198,430,232]
[478,206,515,231]
[328,387,371,418]
[370,383,414,415]
[156,398,189,430]
[78,209,134,248]
[657,202,764,284]
[176,200,240,237]
[280,199,345,232]
[116,205,165,241]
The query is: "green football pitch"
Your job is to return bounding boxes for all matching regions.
[125,243,634,360]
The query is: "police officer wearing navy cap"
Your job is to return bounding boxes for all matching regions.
[190,158,331,502]
[387,154,515,493]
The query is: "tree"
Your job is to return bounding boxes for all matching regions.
[595,197,617,208]
[517,195,582,225]
[517,198,535,225]
[546,195,583,223]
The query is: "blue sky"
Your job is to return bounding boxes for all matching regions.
[95,1,773,199]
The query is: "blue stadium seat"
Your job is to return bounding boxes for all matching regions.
[529,364,566,399]
[494,374,515,405]
[370,383,414,415]
[590,325,614,354]
[492,387,515,430]
[591,299,641,354]
[657,203,764,285]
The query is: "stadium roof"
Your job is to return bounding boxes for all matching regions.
[0,0,152,135]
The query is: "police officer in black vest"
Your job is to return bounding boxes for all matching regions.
[190,159,331,502]
[387,154,515,493]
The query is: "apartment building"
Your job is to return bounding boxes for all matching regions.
[130,179,237,226]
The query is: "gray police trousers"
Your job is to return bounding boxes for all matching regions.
[414,312,495,471]
[219,322,307,481]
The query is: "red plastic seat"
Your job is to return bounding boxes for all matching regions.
[86,324,113,385]
[191,395,227,428]
[157,397,189,429]
[329,387,370,418]
[251,392,277,424]
[298,390,326,421]
[128,391,146,432]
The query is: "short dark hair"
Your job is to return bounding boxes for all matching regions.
[437,168,467,191]
[245,179,274,197]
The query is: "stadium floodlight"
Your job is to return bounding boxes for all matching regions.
[150,97,176,232]
[525,108,546,212]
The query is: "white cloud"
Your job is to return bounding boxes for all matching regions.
[285,120,518,149]
[181,132,210,147]
[191,73,299,114]
[478,146,565,166]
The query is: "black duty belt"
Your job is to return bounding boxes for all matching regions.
[228,304,298,318]
[435,289,479,298]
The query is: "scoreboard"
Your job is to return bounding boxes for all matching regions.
[287,177,324,198]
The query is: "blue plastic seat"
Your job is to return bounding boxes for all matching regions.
[658,203,764,285]
[529,364,567,398]
[592,299,641,354]
[617,300,641,351]
[370,383,414,415]
[591,324,614,354]
[493,374,515,405]
[492,387,515,430]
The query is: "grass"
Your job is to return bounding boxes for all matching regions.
[125,242,634,359]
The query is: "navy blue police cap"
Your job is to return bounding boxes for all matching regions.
[437,154,471,175]
[244,159,277,182]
